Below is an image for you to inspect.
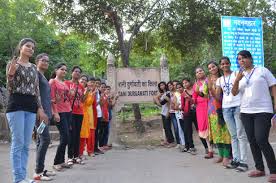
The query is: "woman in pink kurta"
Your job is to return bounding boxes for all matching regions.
[192,66,214,159]
[192,81,208,138]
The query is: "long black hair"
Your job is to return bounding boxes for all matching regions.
[50,63,67,79]
[35,53,48,63]
[14,38,36,57]
[219,56,231,64]
[158,81,167,93]
[207,60,222,77]
[236,50,253,68]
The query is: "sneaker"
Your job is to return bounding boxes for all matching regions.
[43,170,56,176]
[33,171,53,181]
[226,161,240,169]
[236,163,249,172]
[189,148,197,155]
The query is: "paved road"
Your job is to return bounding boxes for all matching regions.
[1,141,275,183]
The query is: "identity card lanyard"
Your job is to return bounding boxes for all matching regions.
[244,67,256,85]
[223,73,231,96]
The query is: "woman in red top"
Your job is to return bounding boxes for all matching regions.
[181,78,209,154]
[98,83,110,150]
[49,63,72,171]
[64,66,85,165]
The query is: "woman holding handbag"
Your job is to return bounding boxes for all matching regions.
[65,66,85,165]
[49,63,72,171]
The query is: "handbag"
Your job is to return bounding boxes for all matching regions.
[71,84,79,111]
[216,108,225,126]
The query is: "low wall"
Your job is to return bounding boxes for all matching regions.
[0,113,10,141]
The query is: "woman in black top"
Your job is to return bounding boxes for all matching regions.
[6,38,47,183]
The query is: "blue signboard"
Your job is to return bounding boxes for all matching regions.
[221,16,264,70]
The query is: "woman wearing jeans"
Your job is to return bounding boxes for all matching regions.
[232,50,276,182]
[216,56,248,171]
[49,63,72,171]
[33,53,56,181]
[154,82,175,146]
[6,38,48,183]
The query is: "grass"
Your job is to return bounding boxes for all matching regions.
[118,103,160,122]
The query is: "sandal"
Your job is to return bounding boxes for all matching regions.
[268,174,276,183]
[214,157,223,163]
[248,170,265,177]
[75,157,85,165]
[61,162,72,169]
[204,152,214,159]
[222,158,230,167]
[67,159,74,166]
[52,164,63,172]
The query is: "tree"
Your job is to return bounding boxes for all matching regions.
[0,0,57,85]
[47,0,170,133]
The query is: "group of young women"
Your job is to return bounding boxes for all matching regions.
[6,38,117,183]
[5,37,276,183]
[154,50,276,182]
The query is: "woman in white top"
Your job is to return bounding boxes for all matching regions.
[232,50,276,182]
[153,81,175,146]
[216,56,248,171]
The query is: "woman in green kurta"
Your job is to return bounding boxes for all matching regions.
[207,61,231,167]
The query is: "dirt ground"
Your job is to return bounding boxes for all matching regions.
[117,115,276,148]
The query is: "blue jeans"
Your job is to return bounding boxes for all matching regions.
[170,113,180,144]
[223,106,248,163]
[35,124,50,174]
[6,111,36,183]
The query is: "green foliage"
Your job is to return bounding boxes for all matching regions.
[0,0,108,85]
[118,104,160,122]
[0,0,275,88]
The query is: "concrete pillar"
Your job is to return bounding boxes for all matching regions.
[106,53,122,148]
[160,54,170,82]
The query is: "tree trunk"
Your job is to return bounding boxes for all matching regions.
[132,103,145,134]
[111,10,145,134]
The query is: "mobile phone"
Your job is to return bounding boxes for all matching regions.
[37,120,46,134]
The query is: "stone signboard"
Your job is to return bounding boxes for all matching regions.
[116,68,160,103]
